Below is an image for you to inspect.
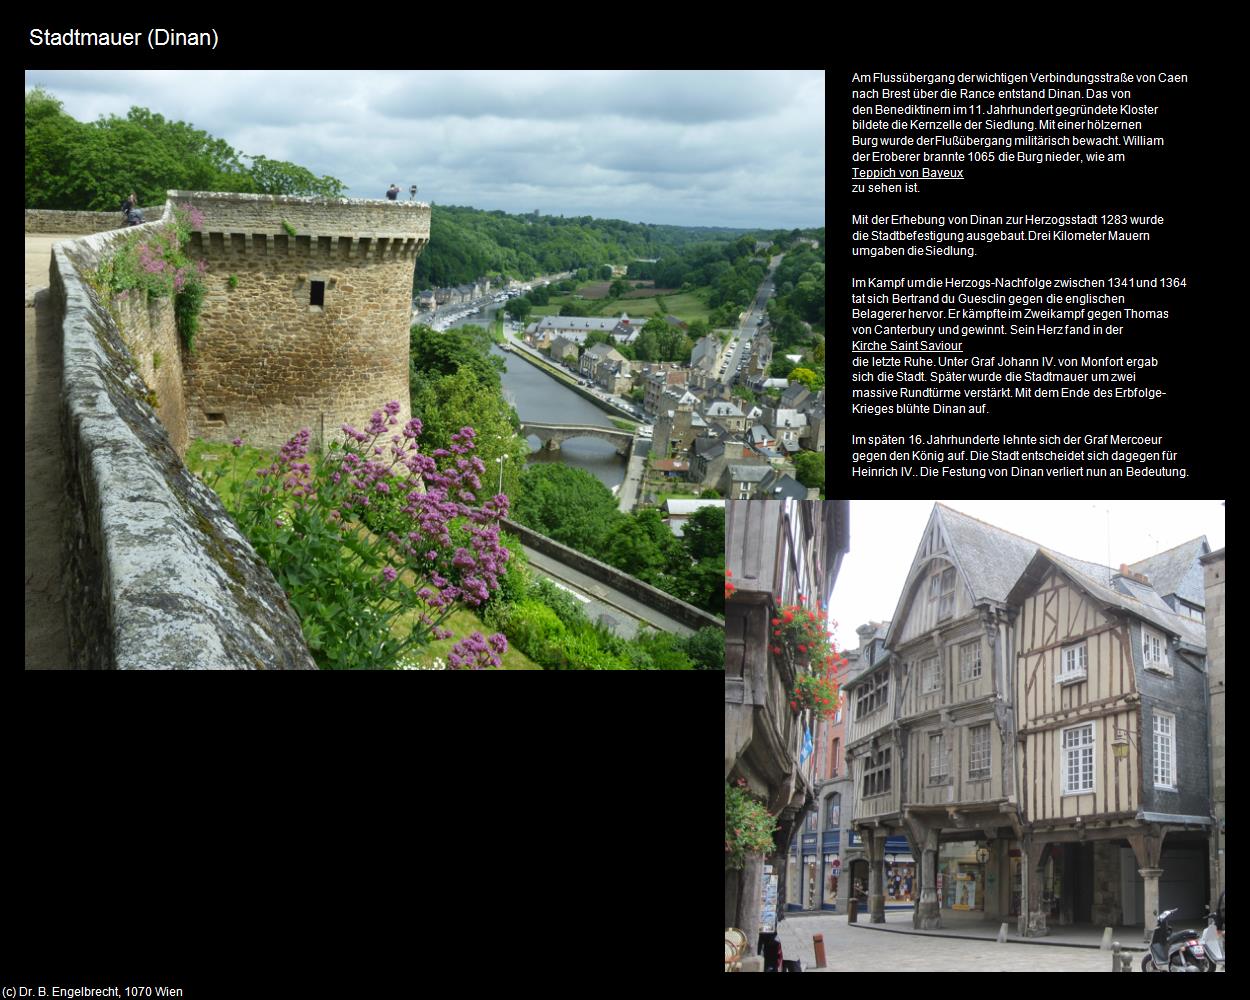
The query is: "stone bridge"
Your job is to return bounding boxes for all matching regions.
[520,421,634,454]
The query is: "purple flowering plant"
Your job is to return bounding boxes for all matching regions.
[215,402,510,670]
[94,203,208,351]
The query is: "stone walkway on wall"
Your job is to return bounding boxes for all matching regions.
[25,235,81,669]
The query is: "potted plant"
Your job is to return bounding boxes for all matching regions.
[725,778,778,870]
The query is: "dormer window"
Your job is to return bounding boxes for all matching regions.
[1142,627,1171,676]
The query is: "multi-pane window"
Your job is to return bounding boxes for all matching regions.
[959,641,982,682]
[938,567,957,620]
[921,656,941,693]
[862,747,892,798]
[928,564,958,621]
[929,733,947,781]
[968,724,991,781]
[1058,642,1088,683]
[1062,723,1095,794]
[831,738,841,777]
[1153,712,1176,788]
[827,793,841,829]
[1142,628,1169,673]
[855,670,890,720]
[806,809,818,832]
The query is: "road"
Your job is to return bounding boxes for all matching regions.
[772,910,1132,972]
[721,251,783,384]
[516,543,695,638]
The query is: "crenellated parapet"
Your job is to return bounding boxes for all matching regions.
[171,189,431,238]
[171,190,431,449]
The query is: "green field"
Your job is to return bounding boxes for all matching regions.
[521,285,711,324]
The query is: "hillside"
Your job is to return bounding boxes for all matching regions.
[413,204,764,289]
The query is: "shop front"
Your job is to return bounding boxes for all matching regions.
[788,832,822,910]
[821,826,842,911]
[939,841,988,912]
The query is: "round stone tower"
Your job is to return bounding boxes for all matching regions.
[174,190,431,449]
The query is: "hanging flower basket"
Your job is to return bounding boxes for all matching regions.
[725,569,736,600]
[725,778,778,870]
[788,670,840,718]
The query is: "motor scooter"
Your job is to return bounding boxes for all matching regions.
[1200,903,1225,972]
[1141,907,1205,971]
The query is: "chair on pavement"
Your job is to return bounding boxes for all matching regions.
[725,927,749,971]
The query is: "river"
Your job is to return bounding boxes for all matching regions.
[451,303,627,492]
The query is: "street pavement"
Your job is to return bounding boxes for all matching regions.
[773,909,1148,972]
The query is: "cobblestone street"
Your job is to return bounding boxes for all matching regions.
[774,911,1141,972]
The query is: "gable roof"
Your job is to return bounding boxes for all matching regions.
[1008,548,1206,652]
[1127,537,1210,607]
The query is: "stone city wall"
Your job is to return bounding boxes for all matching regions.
[112,288,190,456]
[26,207,164,234]
[500,517,723,633]
[51,224,316,670]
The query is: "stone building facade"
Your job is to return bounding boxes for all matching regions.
[1200,547,1225,904]
[175,191,431,449]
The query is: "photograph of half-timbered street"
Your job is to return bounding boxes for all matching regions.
[725,500,1225,972]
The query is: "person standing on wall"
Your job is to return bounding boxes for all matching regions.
[386,184,400,201]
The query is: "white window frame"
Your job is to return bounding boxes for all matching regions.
[1153,711,1177,789]
[968,724,992,781]
[928,732,948,782]
[1142,627,1171,675]
[1057,641,1088,684]
[959,641,982,682]
[937,566,957,621]
[1061,722,1096,795]
[921,655,941,694]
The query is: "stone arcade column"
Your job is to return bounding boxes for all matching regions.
[868,830,887,923]
[915,828,941,929]
[1139,868,1164,944]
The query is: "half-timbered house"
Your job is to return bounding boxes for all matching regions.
[846,504,1214,936]
[1007,546,1210,937]
[846,504,1037,927]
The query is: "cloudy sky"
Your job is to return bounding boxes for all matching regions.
[830,500,1225,652]
[24,70,825,229]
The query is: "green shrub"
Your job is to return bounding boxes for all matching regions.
[530,576,589,630]
[681,626,725,670]
[626,628,694,670]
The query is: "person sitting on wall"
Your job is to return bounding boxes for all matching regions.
[386,184,400,201]
[121,191,144,227]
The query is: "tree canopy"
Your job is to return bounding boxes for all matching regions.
[25,88,345,211]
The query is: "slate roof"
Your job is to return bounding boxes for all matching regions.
[936,505,1207,652]
[1009,548,1207,652]
[705,401,745,418]
[1128,537,1210,607]
[780,384,811,408]
[535,315,621,333]
[728,464,771,483]
[757,470,807,500]
[936,504,1059,603]
[692,437,726,459]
